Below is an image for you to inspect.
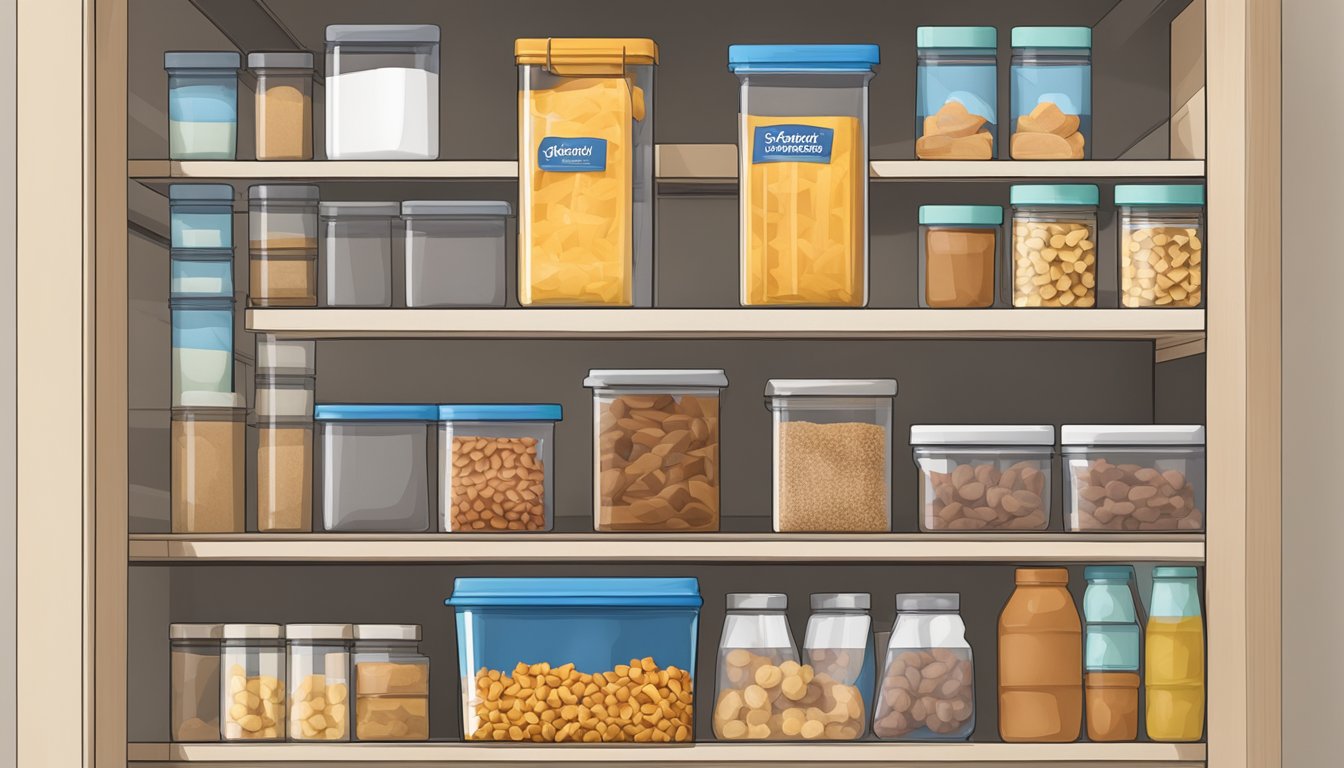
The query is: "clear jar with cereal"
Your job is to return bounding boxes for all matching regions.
[802,593,874,739]
[1062,425,1205,532]
[874,593,974,741]
[911,425,1053,532]
[713,593,808,740]
[352,624,429,741]
[1009,184,1098,308]
[918,205,1001,308]
[285,624,352,742]
[438,404,562,533]
[220,624,285,741]
[1116,185,1205,308]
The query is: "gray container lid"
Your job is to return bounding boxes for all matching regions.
[170,623,223,640]
[285,623,353,640]
[222,623,283,639]
[727,593,787,611]
[896,593,960,612]
[1061,424,1205,446]
[326,24,440,44]
[169,183,234,202]
[321,201,400,217]
[249,184,320,201]
[165,51,241,70]
[811,593,870,610]
[353,624,421,641]
[910,424,1055,446]
[584,369,728,388]
[401,200,513,217]
[765,379,898,397]
[248,51,315,70]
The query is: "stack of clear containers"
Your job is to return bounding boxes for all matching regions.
[255,335,316,532]
[1083,566,1141,742]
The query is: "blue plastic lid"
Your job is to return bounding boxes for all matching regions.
[1153,566,1200,579]
[917,27,997,50]
[447,577,703,607]
[315,404,437,421]
[1114,184,1205,207]
[438,404,562,422]
[1011,184,1099,207]
[728,44,880,73]
[170,184,235,202]
[1085,565,1135,582]
[1012,27,1092,49]
[919,205,1003,226]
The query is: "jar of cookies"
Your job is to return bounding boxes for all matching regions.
[1010,27,1091,159]
[712,593,799,740]
[802,593,874,739]
[873,593,974,741]
[1062,425,1205,532]
[285,624,352,742]
[220,624,285,741]
[1116,185,1205,308]
[911,424,1053,532]
[1009,184,1098,308]
[916,27,997,160]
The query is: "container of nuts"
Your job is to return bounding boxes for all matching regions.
[873,593,974,741]
[584,370,726,532]
[1009,184,1098,308]
[1062,425,1205,532]
[1115,185,1205,308]
[438,404,562,532]
[911,425,1053,532]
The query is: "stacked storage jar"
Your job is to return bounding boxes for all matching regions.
[256,335,316,532]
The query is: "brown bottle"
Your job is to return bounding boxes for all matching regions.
[998,567,1083,742]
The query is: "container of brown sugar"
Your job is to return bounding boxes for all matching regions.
[256,374,315,533]
[918,205,1001,308]
[171,392,246,533]
[249,185,318,307]
[249,52,314,161]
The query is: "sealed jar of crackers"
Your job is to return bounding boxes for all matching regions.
[916,27,997,160]
[1009,184,1098,308]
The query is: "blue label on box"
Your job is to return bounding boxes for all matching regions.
[751,124,834,164]
[538,137,607,172]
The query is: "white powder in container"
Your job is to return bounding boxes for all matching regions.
[327,67,438,159]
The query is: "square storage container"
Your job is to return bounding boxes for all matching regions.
[170,624,223,742]
[352,625,430,741]
[172,392,246,533]
[249,52,314,161]
[729,45,879,306]
[438,404,562,533]
[766,379,897,532]
[165,52,240,160]
[170,184,234,249]
[916,27,998,160]
[911,425,1054,532]
[316,405,435,532]
[447,577,702,743]
[250,185,319,307]
[583,369,726,532]
[256,335,315,376]
[326,25,440,160]
[321,202,397,307]
[171,298,234,402]
[1115,185,1205,308]
[403,201,510,307]
[285,624,352,742]
[1010,28,1091,159]
[257,375,315,533]
[1062,425,1205,532]
[170,249,234,299]
[918,205,1002,308]
[1009,184,1098,308]
[221,624,285,741]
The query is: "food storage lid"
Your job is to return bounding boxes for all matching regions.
[165,51,241,70]
[728,44,880,73]
[169,183,235,202]
[1114,184,1206,207]
[222,624,283,639]
[175,391,246,410]
[1084,565,1135,582]
[918,205,1003,226]
[438,404,562,422]
[326,24,440,44]
[1011,27,1092,49]
[169,247,234,262]
[353,624,421,641]
[285,623,353,640]
[896,593,959,612]
[811,593,870,611]
[320,201,400,217]
[584,369,729,388]
[515,38,658,66]
[764,379,897,397]
[1061,424,1205,446]
[170,623,223,640]
[1015,567,1069,585]
[1010,184,1100,207]
[401,200,513,217]
[727,593,787,611]
[247,52,314,70]
[314,404,438,421]
[249,184,320,201]
[1153,566,1200,579]
[448,578,703,607]
[257,335,315,375]
[910,424,1054,446]
[917,27,997,50]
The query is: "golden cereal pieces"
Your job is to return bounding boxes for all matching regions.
[449,436,547,531]
[917,101,994,160]
[355,661,429,697]
[1011,220,1097,307]
[290,673,349,741]
[1011,102,1085,160]
[222,665,284,740]
[777,421,889,532]
[1120,227,1203,307]
[923,460,1048,531]
[355,696,429,741]
[1070,458,1203,531]
[873,648,974,738]
[469,658,694,743]
[713,650,865,740]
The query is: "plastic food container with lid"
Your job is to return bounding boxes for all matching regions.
[171,300,234,402]
[765,379,897,532]
[316,405,435,532]
[352,624,430,741]
[286,624,352,741]
[170,184,234,249]
[916,27,997,160]
[326,25,440,160]
[249,52,314,161]
[250,185,319,307]
[256,334,315,376]
[1063,425,1205,532]
[438,404,562,533]
[712,593,799,740]
[583,369,726,532]
[874,593,975,741]
[172,392,246,533]
[1116,185,1206,308]
[170,624,223,742]
[171,249,234,299]
[1010,184,1098,308]
[1083,566,1141,741]
[918,205,1002,308]
[911,425,1054,532]
[1145,567,1205,742]
[164,52,240,160]
[403,201,511,308]
[221,624,285,741]
[803,593,875,739]
[448,577,702,743]
[729,45,879,307]
[320,202,397,308]
[1010,27,1091,159]
[516,38,657,307]
[257,375,315,533]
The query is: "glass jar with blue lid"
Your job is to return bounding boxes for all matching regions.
[438,404,562,533]
[164,52,240,160]
[916,27,997,160]
[1009,184,1098,308]
[1010,28,1091,159]
[170,184,234,250]
[919,205,1002,308]
[315,404,436,532]
[1116,185,1205,308]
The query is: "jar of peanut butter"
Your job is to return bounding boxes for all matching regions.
[997,567,1082,742]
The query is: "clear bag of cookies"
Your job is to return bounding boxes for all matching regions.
[911,425,1054,532]
[873,594,975,741]
[1062,425,1205,532]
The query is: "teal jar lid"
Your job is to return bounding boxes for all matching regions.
[1114,184,1205,207]
[1011,184,1099,207]
[919,205,1003,226]
[1012,27,1092,49]
[917,27,997,50]
[1085,565,1135,582]
[1153,566,1200,579]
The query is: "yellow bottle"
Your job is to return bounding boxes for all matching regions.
[1145,567,1205,741]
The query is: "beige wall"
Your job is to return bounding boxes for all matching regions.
[0,0,15,763]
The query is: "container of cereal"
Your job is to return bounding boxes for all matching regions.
[1062,425,1205,532]
[326,25,440,160]
[911,425,1053,532]
[1115,185,1205,308]
[165,52,240,160]
[221,624,285,741]
[352,624,430,741]
[729,45,879,306]
[918,205,1001,308]
[802,593,875,739]
[170,184,234,250]
[448,577,701,743]
[316,405,435,532]
[515,38,656,307]
[257,375,315,533]
[765,379,897,532]
[320,202,398,308]
[249,52,314,161]
[438,404,562,533]
[916,27,997,160]
[583,369,726,532]
[1009,184,1098,307]
[170,624,223,742]
[403,201,511,308]
[874,593,975,741]
[286,624,352,742]
[249,185,319,307]
[171,392,245,533]
[1010,28,1091,159]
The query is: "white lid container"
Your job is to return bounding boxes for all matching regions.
[584,369,729,389]
[911,424,1055,445]
[1061,425,1204,445]
[353,624,421,641]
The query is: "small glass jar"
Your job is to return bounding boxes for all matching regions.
[286,624,352,742]
[257,375,315,533]
[321,202,397,307]
[352,625,430,741]
[164,52,240,160]
[326,25,440,160]
[712,594,801,740]
[249,185,319,307]
[803,593,875,739]
[1062,425,1206,532]
[1010,27,1091,159]
[916,27,997,160]
[171,392,245,533]
[438,404,562,533]
[918,205,1001,308]
[221,624,285,741]
[874,593,974,741]
[1010,184,1098,308]
[316,405,435,532]
[765,379,897,532]
[170,624,222,742]
[403,201,511,308]
[170,184,234,250]
[249,52,314,161]
[1116,185,1206,308]
[912,424,1054,532]
[1083,566,1141,742]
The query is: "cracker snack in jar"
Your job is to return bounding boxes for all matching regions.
[729,45,879,306]
[1009,184,1098,307]
[916,28,997,160]
[516,38,656,306]
[1115,185,1205,307]
[1010,28,1091,159]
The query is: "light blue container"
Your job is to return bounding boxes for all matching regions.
[916,27,997,160]
[170,184,234,249]
[170,298,234,403]
[1010,28,1091,159]
[170,249,234,299]
[1083,566,1141,671]
[165,52,240,160]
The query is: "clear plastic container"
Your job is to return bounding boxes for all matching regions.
[316,405,435,532]
[765,379,897,532]
[170,184,234,250]
[916,27,997,160]
[516,38,656,307]
[403,201,510,307]
[1145,567,1205,742]
[438,404,561,533]
[1010,28,1091,159]
[448,578,701,743]
[326,25,440,160]
[918,205,1001,308]
[911,425,1054,532]
[256,335,315,376]
[583,369,726,532]
[250,185,319,307]
[998,568,1082,742]
[320,202,397,307]
[171,299,234,402]
[221,624,285,741]
[165,52,240,160]
[171,392,245,533]
[171,249,234,299]
[803,593,874,739]
[729,45,879,307]
[170,624,222,742]
[712,593,804,740]
[1062,425,1205,532]
[874,593,975,741]
[353,625,430,741]
[1116,185,1206,308]
[1010,184,1098,308]
[249,52,314,161]
[286,624,352,742]
[1083,566,1140,742]
[257,375,315,533]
